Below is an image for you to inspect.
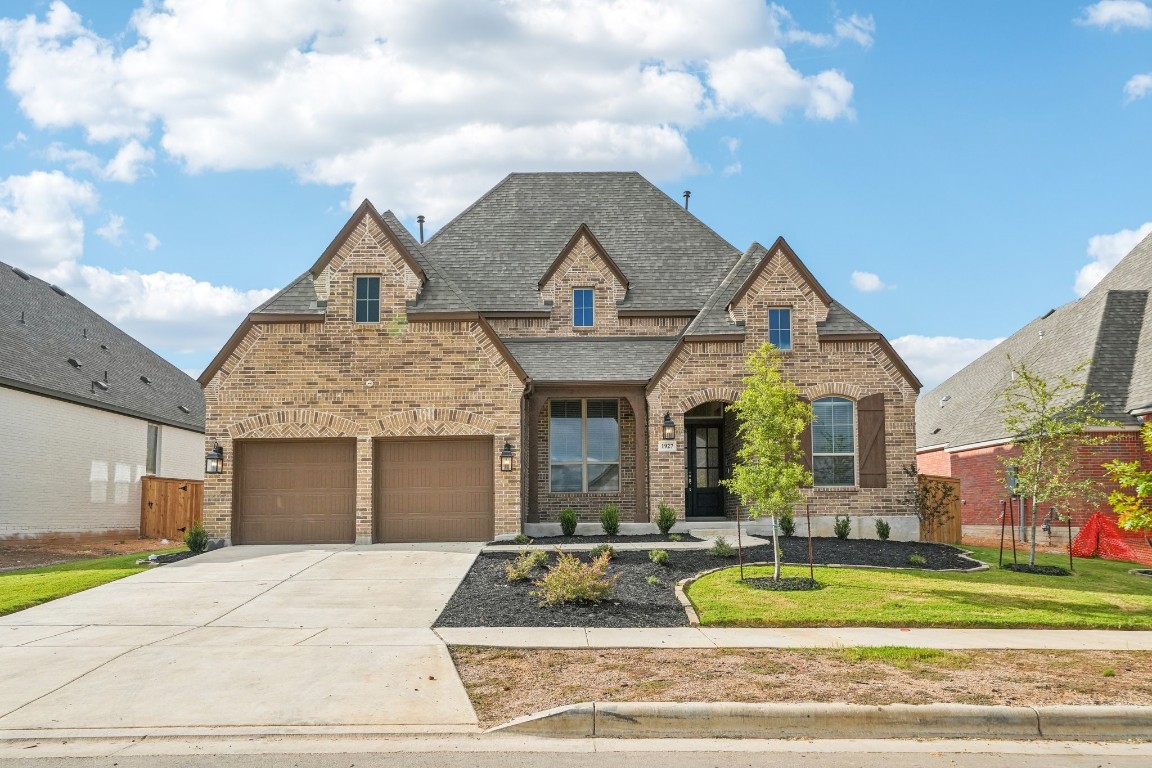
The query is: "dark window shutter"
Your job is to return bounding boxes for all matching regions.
[857,393,887,488]
[798,397,812,482]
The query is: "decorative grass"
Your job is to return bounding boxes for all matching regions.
[0,550,180,616]
[687,545,1152,629]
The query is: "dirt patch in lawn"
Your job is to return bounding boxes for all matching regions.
[450,646,1152,728]
[0,536,179,572]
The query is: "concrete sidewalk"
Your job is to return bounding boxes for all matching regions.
[435,626,1152,650]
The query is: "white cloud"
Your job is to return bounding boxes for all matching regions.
[0,169,274,356]
[773,7,875,48]
[1077,1,1152,30]
[850,270,891,292]
[722,162,742,176]
[143,232,160,250]
[0,170,97,269]
[891,335,1006,391]
[0,0,864,217]
[1074,221,1152,295]
[95,213,125,244]
[1125,72,1152,101]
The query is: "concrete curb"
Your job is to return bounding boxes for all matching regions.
[487,702,1152,741]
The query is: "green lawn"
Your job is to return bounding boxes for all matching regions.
[0,551,181,616]
[687,545,1152,629]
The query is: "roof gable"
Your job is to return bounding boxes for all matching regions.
[538,224,629,292]
[728,236,833,311]
[310,199,426,284]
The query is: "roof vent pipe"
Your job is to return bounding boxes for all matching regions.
[683,190,691,210]
[417,215,425,243]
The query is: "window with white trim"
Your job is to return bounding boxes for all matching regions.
[549,399,620,492]
[573,288,594,327]
[812,397,855,486]
[355,276,380,323]
[769,308,792,350]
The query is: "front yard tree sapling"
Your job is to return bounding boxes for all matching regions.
[1106,421,1152,532]
[999,358,1115,566]
[721,343,813,581]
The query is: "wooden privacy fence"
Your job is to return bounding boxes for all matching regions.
[140,477,203,540]
[918,473,963,544]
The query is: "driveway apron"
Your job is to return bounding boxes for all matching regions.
[0,544,482,732]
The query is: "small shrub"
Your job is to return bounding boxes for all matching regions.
[590,543,616,560]
[599,504,621,536]
[532,551,618,606]
[875,518,891,541]
[559,507,578,537]
[656,503,678,535]
[778,509,796,537]
[184,522,209,554]
[649,549,669,566]
[709,536,736,558]
[505,549,548,582]
[1103,668,1116,678]
[512,533,533,545]
[833,515,851,540]
[646,575,661,586]
[668,533,683,542]
[908,552,927,566]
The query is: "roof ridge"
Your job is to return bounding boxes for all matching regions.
[379,209,476,312]
[684,242,762,335]
[423,173,515,246]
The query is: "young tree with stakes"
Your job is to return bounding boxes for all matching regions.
[722,343,813,581]
[999,358,1115,566]
[1106,421,1152,532]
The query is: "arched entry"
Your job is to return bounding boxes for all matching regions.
[685,402,727,518]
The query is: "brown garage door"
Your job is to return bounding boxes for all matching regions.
[234,440,356,544]
[374,438,494,543]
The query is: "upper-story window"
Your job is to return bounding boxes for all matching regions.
[573,288,594,327]
[812,396,855,486]
[769,308,792,350]
[355,276,380,323]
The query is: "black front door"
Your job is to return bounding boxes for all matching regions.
[686,423,723,518]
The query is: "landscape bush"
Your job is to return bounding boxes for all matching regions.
[559,507,578,537]
[599,504,620,536]
[834,515,851,540]
[184,522,209,554]
[778,508,796,537]
[532,551,618,606]
[505,549,548,582]
[875,518,891,541]
[649,549,669,566]
[590,543,616,560]
[709,536,736,558]
[668,533,683,542]
[656,503,678,535]
[512,533,533,545]
[908,552,927,567]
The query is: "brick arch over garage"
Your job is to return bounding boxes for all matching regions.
[370,408,498,438]
[228,409,361,439]
[676,387,743,412]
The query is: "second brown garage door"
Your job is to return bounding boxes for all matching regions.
[374,438,494,543]
[234,439,356,545]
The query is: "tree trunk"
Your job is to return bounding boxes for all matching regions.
[771,513,781,581]
[1029,493,1039,566]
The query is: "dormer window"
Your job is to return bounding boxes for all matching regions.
[573,288,594,328]
[769,308,792,350]
[355,276,380,323]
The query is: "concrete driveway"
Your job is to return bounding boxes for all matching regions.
[0,543,482,734]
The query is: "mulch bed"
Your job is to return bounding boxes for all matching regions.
[434,537,974,628]
[490,533,702,545]
[146,551,201,565]
[1001,563,1071,576]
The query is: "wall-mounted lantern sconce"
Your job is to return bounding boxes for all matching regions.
[205,442,224,475]
[500,441,515,472]
[662,413,676,441]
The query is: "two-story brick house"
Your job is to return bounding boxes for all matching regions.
[199,173,921,545]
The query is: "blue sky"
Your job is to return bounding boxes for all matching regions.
[1,0,1149,390]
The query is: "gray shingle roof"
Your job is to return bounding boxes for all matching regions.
[502,337,680,382]
[1,261,204,432]
[418,172,742,313]
[252,272,322,315]
[916,230,1152,449]
[818,302,880,335]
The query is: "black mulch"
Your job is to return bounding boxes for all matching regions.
[744,576,822,591]
[148,551,201,565]
[434,537,977,628]
[1002,563,1071,577]
[491,533,702,545]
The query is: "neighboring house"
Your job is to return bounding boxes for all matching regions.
[916,231,1152,548]
[1,261,205,540]
[199,172,921,546]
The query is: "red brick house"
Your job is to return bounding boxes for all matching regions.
[916,231,1152,553]
[199,173,921,545]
